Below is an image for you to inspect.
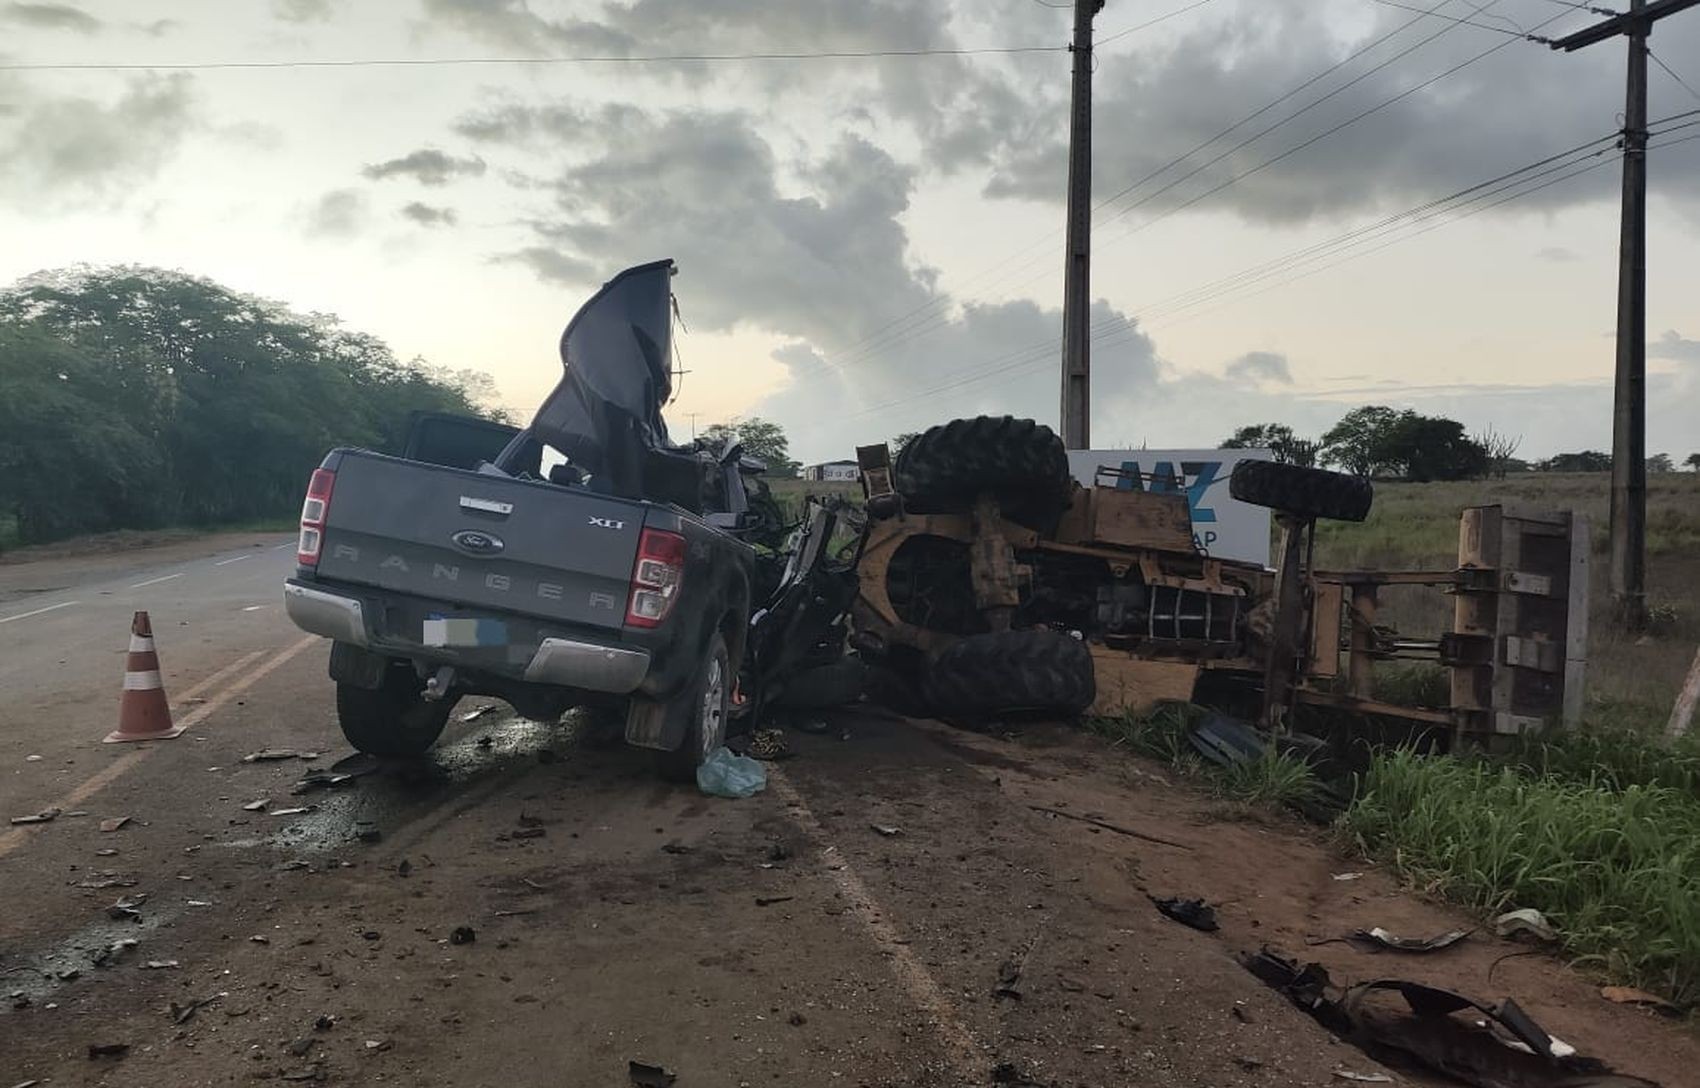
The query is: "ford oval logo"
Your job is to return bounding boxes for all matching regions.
[451,529,504,556]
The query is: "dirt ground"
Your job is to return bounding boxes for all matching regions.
[4,697,1694,1086]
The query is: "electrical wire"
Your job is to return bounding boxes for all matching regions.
[0,44,1065,72]
[1098,0,1223,47]
[814,0,1492,378]
[1368,0,1549,40]
[1649,48,1700,104]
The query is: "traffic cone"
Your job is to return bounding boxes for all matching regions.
[105,611,184,743]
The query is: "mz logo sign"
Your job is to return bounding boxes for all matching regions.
[1113,459,1223,552]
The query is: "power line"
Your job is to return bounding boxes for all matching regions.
[1368,0,1551,40]
[1098,0,1223,47]
[814,0,1491,377]
[1649,47,1700,102]
[1533,0,1621,14]
[0,44,1065,73]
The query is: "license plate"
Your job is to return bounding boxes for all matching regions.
[422,616,507,647]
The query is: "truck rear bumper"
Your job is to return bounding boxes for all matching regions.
[283,580,651,694]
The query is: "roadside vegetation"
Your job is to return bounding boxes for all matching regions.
[0,266,504,549]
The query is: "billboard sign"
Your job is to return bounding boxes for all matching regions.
[1066,449,1274,567]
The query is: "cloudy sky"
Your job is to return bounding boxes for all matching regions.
[2,0,1698,463]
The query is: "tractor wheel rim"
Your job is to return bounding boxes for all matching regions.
[700,657,726,760]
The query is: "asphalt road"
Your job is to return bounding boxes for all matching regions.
[1,536,1693,1087]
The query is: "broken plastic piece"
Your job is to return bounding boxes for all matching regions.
[1150,895,1219,933]
[10,807,61,825]
[695,747,766,798]
[1492,908,1558,943]
[628,1060,677,1087]
[98,816,131,833]
[1351,927,1470,953]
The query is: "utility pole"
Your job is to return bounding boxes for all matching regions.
[1059,0,1103,450]
[1551,0,1699,629]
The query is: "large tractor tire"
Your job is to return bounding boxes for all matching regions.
[1228,460,1373,523]
[895,416,1074,527]
[924,630,1096,724]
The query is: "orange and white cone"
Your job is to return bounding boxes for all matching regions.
[105,611,183,743]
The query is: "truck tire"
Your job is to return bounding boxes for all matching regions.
[895,416,1073,526]
[924,630,1096,723]
[335,666,454,757]
[656,631,731,783]
[769,657,865,711]
[1228,460,1373,523]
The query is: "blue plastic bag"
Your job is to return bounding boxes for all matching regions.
[696,746,768,798]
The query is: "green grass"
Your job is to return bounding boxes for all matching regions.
[1087,703,1321,809]
[1344,747,1700,1007]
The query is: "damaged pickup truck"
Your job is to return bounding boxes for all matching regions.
[283,260,768,780]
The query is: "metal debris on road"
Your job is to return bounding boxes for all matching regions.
[241,799,269,811]
[1333,1072,1393,1083]
[142,960,179,970]
[107,894,148,922]
[98,816,131,833]
[460,704,498,722]
[86,1043,129,1059]
[280,1065,323,1082]
[268,807,314,817]
[450,926,476,945]
[25,753,42,762]
[170,992,225,1024]
[1350,927,1471,953]
[94,847,118,856]
[76,875,138,889]
[1150,896,1219,933]
[242,749,322,763]
[869,823,902,837]
[754,896,794,907]
[10,807,61,825]
[1492,908,1558,943]
[627,1060,678,1087]
[250,934,271,944]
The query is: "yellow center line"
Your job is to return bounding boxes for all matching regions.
[0,635,319,860]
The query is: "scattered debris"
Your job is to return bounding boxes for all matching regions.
[1600,986,1680,1016]
[450,926,476,945]
[364,1039,393,1052]
[98,816,131,833]
[75,875,137,889]
[242,749,321,763]
[1332,1072,1393,1083]
[511,827,546,840]
[287,1038,314,1058]
[356,827,382,844]
[1150,896,1219,933]
[241,799,269,812]
[994,959,1024,1001]
[92,939,138,967]
[1242,949,1658,1088]
[660,841,692,855]
[746,728,790,761]
[277,860,310,872]
[1027,805,1192,849]
[870,823,903,838]
[87,1043,129,1059]
[628,1060,677,1087]
[1332,872,1365,882]
[1350,927,1470,954]
[24,753,42,762]
[1492,908,1558,944]
[170,993,224,1024]
[754,896,794,907]
[107,894,148,922]
[314,1014,336,1031]
[10,807,61,826]
[94,847,118,857]
[696,747,767,798]
[142,960,180,970]
[280,1065,323,1082]
[186,899,213,907]
[292,753,381,795]
[461,704,498,722]
[269,807,314,817]
[477,735,494,749]
[250,934,271,944]
[788,1012,806,1026]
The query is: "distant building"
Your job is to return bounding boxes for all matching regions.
[803,459,860,483]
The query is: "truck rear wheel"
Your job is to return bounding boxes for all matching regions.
[335,665,454,757]
[656,631,731,783]
[924,630,1096,724]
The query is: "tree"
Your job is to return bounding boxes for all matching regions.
[1687,453,1700,472]
[701,416,800,477]
[1538,451,1612,473]
[891,432,921,455]
[1475,426,1523,479]
[1319,406,1401,476]
[0,266,500,546]
[1646,453,1675,474]
[1380,414,1489,482]
[1220,423,1318,467]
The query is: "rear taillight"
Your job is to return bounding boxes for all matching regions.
[296,468,336,567]
[626,528,686,628]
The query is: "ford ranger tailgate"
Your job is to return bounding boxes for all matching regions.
[315,450,643,631]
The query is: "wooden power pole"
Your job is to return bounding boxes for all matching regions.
[1060,0,1104,451]
[1550,0,1700,628]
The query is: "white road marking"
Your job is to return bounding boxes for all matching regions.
[214,554,251,566]
[272,542,295,551]
[130,572,184,589]
[767,767,983,1080]
[0,638,315,863]
[0,600,78,624]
